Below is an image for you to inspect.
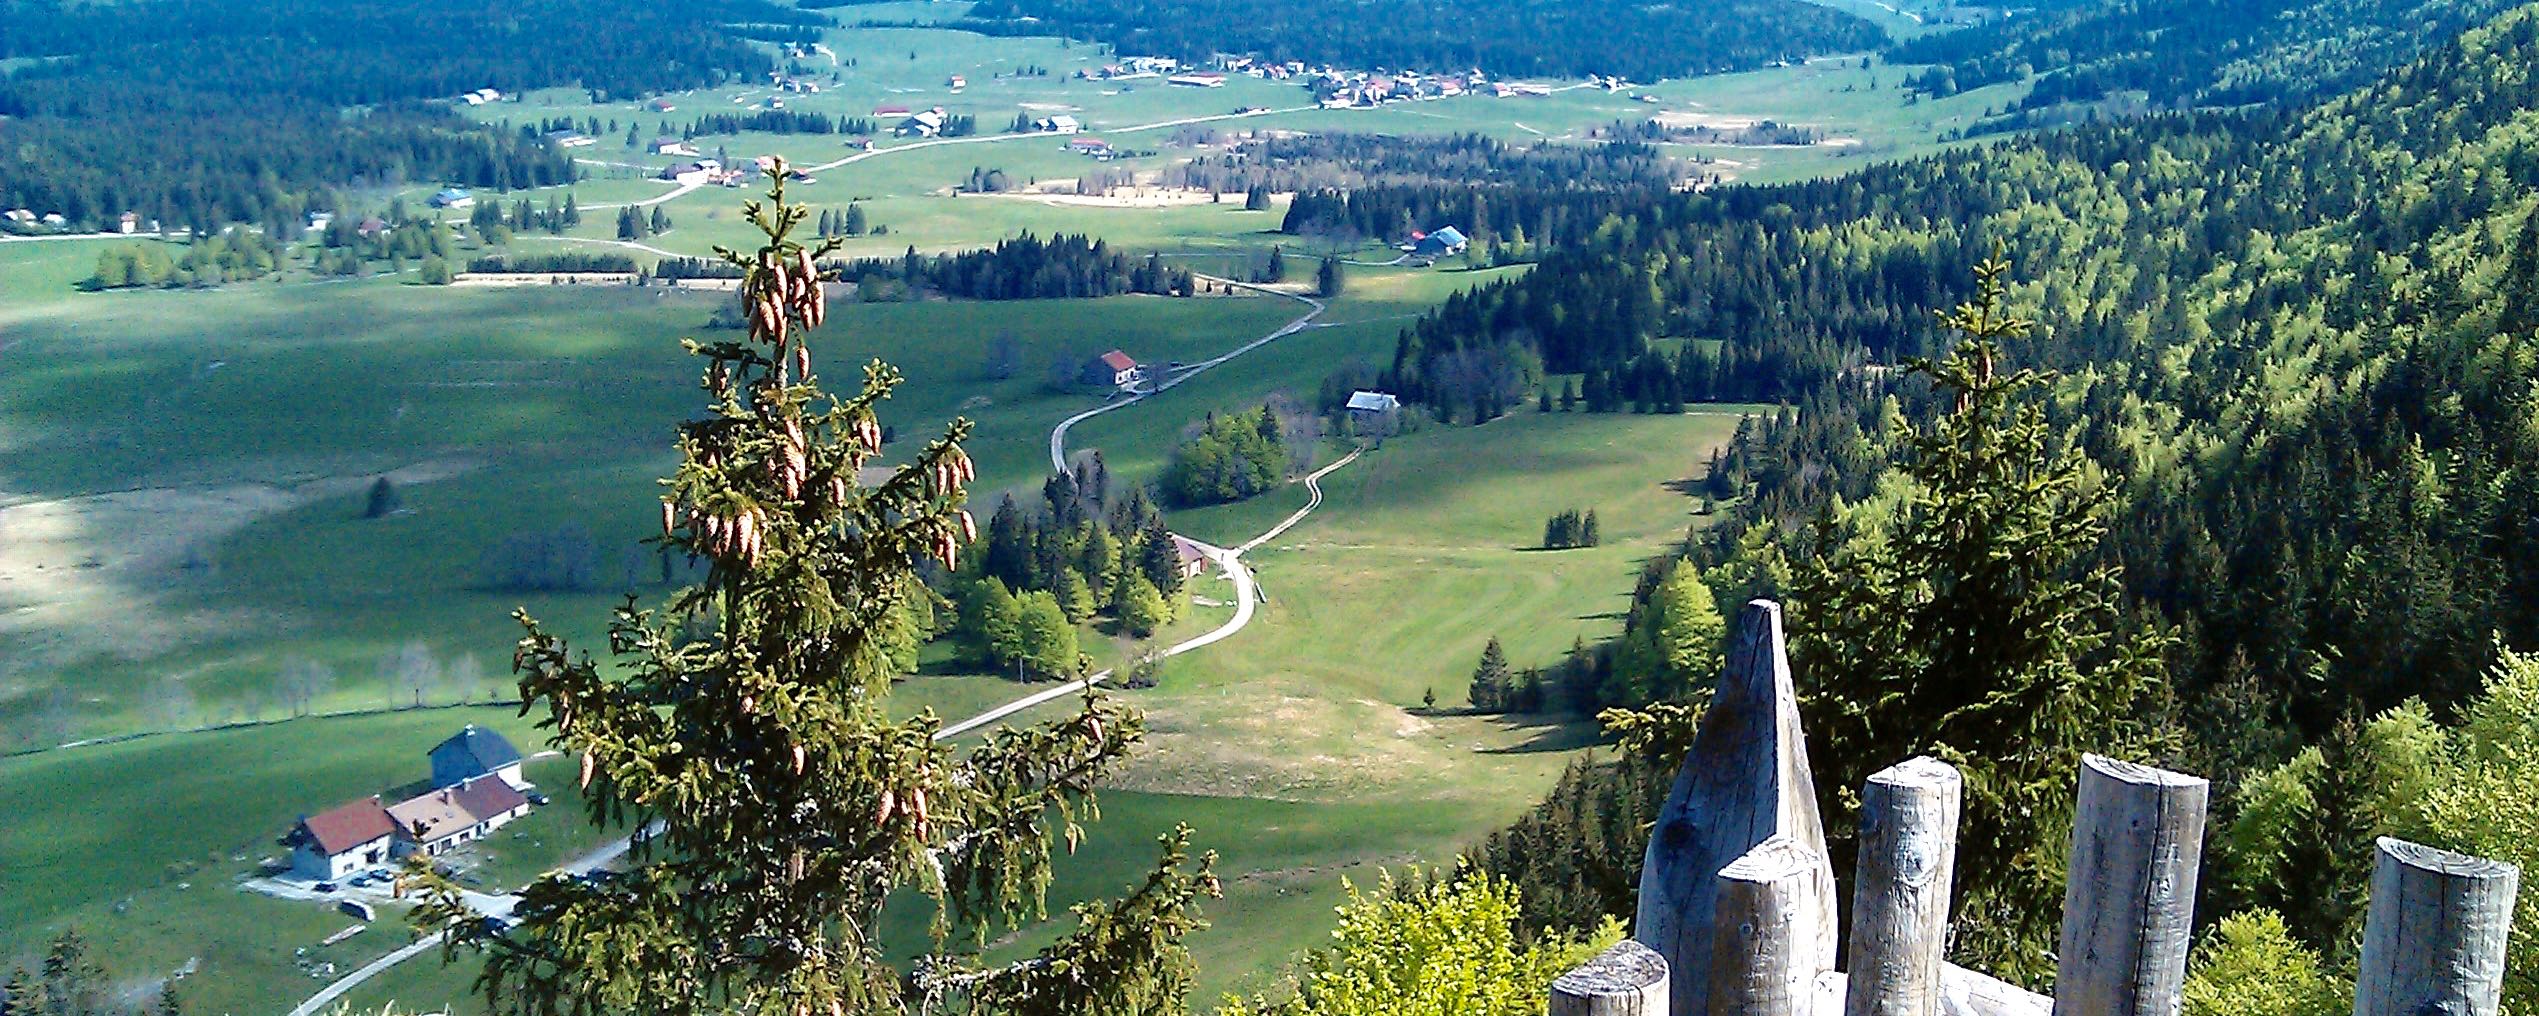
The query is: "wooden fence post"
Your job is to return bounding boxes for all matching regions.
[1552,939,1672,1016]
[1710,837,1830,1016]
[1637,600,1837,1016]
[2051,754,2208,1016]
[2354,836,2520,1016]
[1845,757,1962,1016]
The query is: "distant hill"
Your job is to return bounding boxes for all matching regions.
[1890,0,2526,128]
[958,0,1890,81]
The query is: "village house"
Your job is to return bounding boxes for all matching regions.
[896,109,947,137]
[3,209,35,225]
[1408,226,1469,258]
[38,213,65,227]
[431,724,529,790]
[946,75,966,90]
[1346,390,1401,416]
[1068,137,1113,157]
[1090,349,1140,387]
[647,98,677,113]
[1032,114,1082,134]
[662,161,715,185]
[428,188,474,209]
[1170,535,1212,580]
[288,797,397,881]
[117,211,141,234]
[650,138,700,157]
[356,216,388,239]
[387,775,531,859]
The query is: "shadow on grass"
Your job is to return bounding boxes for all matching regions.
[1474,713,1606,755]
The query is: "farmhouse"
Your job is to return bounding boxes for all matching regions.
[356,216,388,239]
[1032,114,1082,134]
[430,724,528,790]
[545,131,595,149]
[387,775,530,858]
[1346,390,1401,415]
[1169,535,1212,580]
[117,211,140,234]
[1090,349,1140,387]
[663,162,715,185]
[946,75,966,90]
[2,209,34,224]
[1067,137,1112,157]
[1409,226,1469,257]
[1168,73,1227,88]
[896,109,947,137]
[429,188,475,209]
[650,138,700,157]
[288,797,396,881]
[647,99,677,113]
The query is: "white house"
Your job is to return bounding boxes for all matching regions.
[1033,114,1083,134]
[1346,390,1401,414]
[1169,535,1213,580]
[651,138,700,157]
[429,725,527,790]
[290,797,397,881]
[388,776,531,859]
[1094,349,1139,387]
[896,109,947,137]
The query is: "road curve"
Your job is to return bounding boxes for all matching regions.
[1048,277,1325,474]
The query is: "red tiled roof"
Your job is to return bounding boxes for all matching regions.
[301,797,395,856]
[1099,350,1137,371]
[452,775,528,821]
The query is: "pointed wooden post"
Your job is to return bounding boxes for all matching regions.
[2052,755,2207,1016]
[2354,837,2519,1016]
[1636,600,1838,1016]
[1846,757,1962,1016]
[1553,939,1671,1016]
[1710,837,1829,1016]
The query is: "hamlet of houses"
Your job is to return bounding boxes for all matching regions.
[284,725,540,882]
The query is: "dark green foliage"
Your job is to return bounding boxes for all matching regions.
[0,0,821,230]
[2502,207,2539,334]
[1316,256,1344,298]
[1159,406,1289,508]
[1467,637,1513,712]
[1461,754,1671,941]
[796,234,1190,301]
[362,477,402,519]
[406,168,1216,1016]
[1541,508,1600,550]
[1787,259,2169,979]
[1890,0,2518,125]
[958,0,1884,82]
[467,252,640,274]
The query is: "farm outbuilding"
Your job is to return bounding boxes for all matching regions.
[388,775,530,858]
[1091,349,1140,387]
[430,724,527,790]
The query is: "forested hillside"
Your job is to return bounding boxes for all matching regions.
[0,0,823,230]
[959,0,1886,81]
[1414,2,2539,982]
[1888,0,2522,129]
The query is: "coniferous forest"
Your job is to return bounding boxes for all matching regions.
[1442,8,2539,997]
[0,0,824,230]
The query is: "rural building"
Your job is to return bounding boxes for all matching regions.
[647,98,677,113]
[663,162,715,184]
[1088,349,1140,387]
[117,212,140,234]
[1169,535,1212,580]
[1068,137,1112,156]
[430,724,528,790]
[1410,226,1469,257]
[651,138,699,157]
[387,775,530,859]
[896,109,947,137]
[356,216,388,239]
[38,213,65,226]
[946,75,966,90]
[289,797,397,881]
[1168,73,1227,88]
[3,209,34,224]
[1033,114,1082,134]
[429,188,475,209]
[873,104,911,117]
[546,131,595,149]
[1346,390,1401,415]
[305,211,332,232]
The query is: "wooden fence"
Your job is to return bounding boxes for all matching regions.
[1550,599,2521,1016]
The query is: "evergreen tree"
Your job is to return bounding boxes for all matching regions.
[1115,571,1170,638]
[407,165,1217,1016]
[2,966,45,1016]
[562,193,581,228]
[2502,207,2539,334]
[1244,186,1271,212]
[1055,569,1096,623]
[651,205,672,234]
[1317,255,1345,297]
[1469,636,1512,712]
[362,476,402,518]
[41,929,104,1016]
[1789,257,2168,980]
[844,202,868,236]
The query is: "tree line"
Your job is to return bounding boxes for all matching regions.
[0,0,821,232]
[957,0,1886,82]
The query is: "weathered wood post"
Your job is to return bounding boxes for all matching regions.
[1552,939,1672,1016]
[1636,600,1838,1016]
[1845,757,1962,1016]
[1711,837,1831,1016]
[2052,754,2208,1016]
[2354,836,2521,1016]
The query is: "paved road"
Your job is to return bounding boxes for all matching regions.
[1049,277,1326,474]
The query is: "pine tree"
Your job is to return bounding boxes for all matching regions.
[651,205,672,235]
[562,193,582,228]
[362,476,401,518]
[408,164,1218,1016]
[844,202,868,236]
[2501,207,2539,334]
[1470,636,1513,712]
[1317,255,1345,298]
[1790,257,2168,981]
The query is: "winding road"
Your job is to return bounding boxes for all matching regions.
[290,272,1357,1016]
